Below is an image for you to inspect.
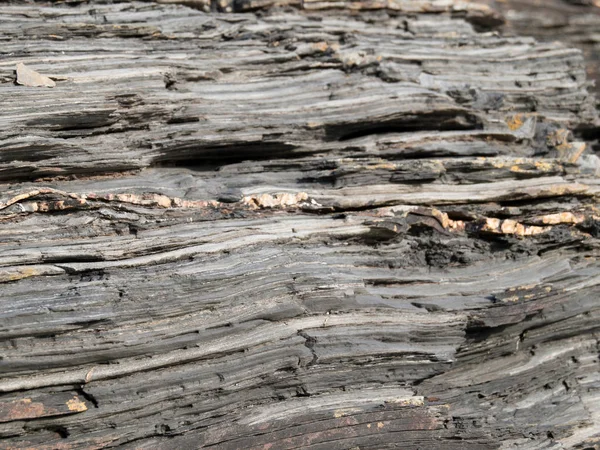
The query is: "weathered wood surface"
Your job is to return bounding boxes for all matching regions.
[1,1,600,448]
[482,0,600,103]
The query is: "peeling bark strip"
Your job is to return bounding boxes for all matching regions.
[1,0,600,449]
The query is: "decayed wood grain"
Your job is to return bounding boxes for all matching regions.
[481,0,600,100]
[1,1,600,449]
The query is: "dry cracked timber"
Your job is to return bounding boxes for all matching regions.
[1,0,600,448]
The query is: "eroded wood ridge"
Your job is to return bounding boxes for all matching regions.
[1,1,599,449]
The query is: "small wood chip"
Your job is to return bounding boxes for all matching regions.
[15,63,56,88]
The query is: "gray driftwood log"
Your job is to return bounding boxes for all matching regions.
[1,1,600,448]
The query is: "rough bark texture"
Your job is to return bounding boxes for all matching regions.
[1,1,600,449]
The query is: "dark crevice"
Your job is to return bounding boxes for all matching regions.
[77,387,100,408]
[462,321,513,346]
[42,254,107,264]
[297,330,318,367]
[151,142,307,169]
[66,318,112,329]
[327,112,483,142]
[205,322,234,331]
[44,425,70,439]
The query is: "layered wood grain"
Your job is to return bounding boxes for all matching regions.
[481,0,600,100]
[1,1,600,449]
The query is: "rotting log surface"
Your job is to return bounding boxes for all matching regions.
[1,1,600,449]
